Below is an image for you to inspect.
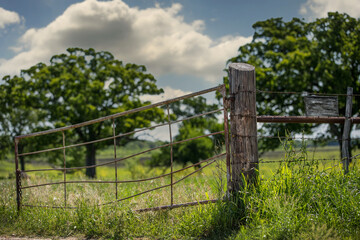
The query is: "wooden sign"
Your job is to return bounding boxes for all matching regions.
[304,95,339,117]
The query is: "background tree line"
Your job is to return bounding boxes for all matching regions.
[0,48,220,178]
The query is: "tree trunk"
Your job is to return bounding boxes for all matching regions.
[20,156,25,171]
[85,143,97,178]
[18,144,25,171]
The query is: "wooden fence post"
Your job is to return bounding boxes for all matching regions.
[342,87,353,174]
[228,63,258,192]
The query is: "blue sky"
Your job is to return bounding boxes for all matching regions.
[0,0,359,99]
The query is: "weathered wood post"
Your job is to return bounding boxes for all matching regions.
[342,87,353,174]
[228,63,258,192]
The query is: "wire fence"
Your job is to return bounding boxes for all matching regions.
[14,79,360,212]
[257,89,360,97]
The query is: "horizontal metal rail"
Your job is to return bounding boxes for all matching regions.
[18,108,224,157]
[256,89,360,97]
[257,116,360,124]
[135,199,219,212]
[15,85,224,140]
[22,204,77,209]
[24,200,222,211]
[22,131,224,173]
[21,153,225,189]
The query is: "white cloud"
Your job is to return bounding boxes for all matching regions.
[0,0,251,83]
[140,86,192,103]
[300,0,360,19]
[0,7,21,29]
[139,87,191,141]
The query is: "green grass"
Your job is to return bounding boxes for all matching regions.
[1,141,360,239]
[1,161,360,239]
[0,161,13,179]
[259,143,360,179]
[0,156,229,239]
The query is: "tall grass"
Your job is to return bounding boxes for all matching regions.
[231,141,360,239]
[1,140,360,239]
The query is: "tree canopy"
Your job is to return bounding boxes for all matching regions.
[0,75,48,171]
[20,48,164,178]
[225,12,360,155]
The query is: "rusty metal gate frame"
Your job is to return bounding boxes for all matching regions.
[14,84,230,212]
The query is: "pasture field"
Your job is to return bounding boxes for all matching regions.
[1,142,360,239]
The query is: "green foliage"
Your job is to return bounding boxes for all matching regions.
[150,96,223,168]
[225,12,360,155]
[177,123,214,166]
[0,75,50,170]
[151,123,215,168]
[18,48,164,177]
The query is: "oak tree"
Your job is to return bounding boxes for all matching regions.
[22,48,164,178]
[226,12,360,156]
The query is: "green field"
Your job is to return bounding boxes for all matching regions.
[1,141,356,180]
[1,142,360,239]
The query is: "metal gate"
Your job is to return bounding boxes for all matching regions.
[14,84,230,212]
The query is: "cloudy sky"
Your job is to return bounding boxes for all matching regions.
[0,0,359,99]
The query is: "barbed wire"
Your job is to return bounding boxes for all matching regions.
[256,89,360,97]
[257,135,360,141]
[244,133,360,142]
[257,150,360,164]
[259,158,341,164]
[349,152,360,160]
[257,153,360,184]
